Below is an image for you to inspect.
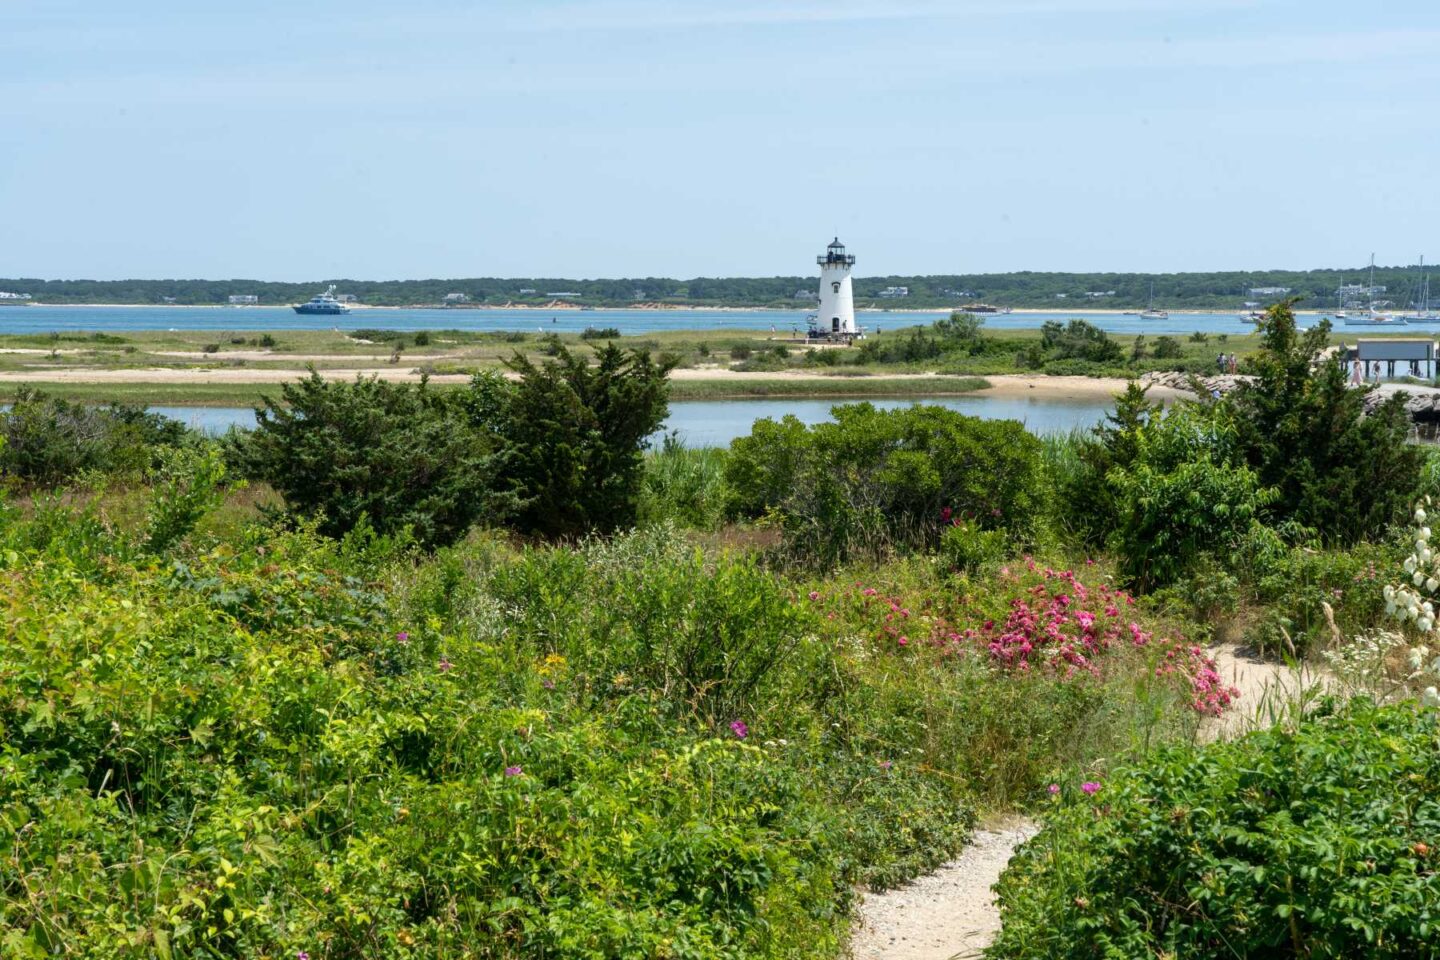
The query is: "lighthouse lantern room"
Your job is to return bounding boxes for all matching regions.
[812,237,858,340]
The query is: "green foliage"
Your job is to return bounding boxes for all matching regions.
[143,443,231,553]
[1039,319,1124,365]
[638,436,730,530]
[1104,405,1275,590]
[233,372,515,546]
[1151,334,1183,358]
[10,265,1425,309]
[487,535,812,724]
[579,325,621,339]
[0,387,188,486]
[940,519,1008,575]
[1230,301,1424,543]
[989,699,1440,960]
[1241,536,1397,656]
[725,403,1042,565]
[501,342,674,537]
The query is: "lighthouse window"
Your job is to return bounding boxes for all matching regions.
[832,281,840,293]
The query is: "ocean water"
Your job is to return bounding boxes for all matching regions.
[152,394,1112,446]
[0,304,1277,336]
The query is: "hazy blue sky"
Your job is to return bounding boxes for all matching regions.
[4,1,1437,280]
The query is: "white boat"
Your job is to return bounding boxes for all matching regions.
[1344,255,1404,324]
[293,285,351,315]
[1343,309,1406,327]
[1399,256,1438,321]
[1139,281,1167,319]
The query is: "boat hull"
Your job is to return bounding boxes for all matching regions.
[293,305,351,315]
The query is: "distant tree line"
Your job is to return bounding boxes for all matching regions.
[2,264,1434,310]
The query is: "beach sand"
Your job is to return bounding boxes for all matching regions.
[0,364,1186,402]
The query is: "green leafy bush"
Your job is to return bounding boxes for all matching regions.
[989,698,1440,960]
[940,518,1008,575]
[1229,302,1424,543]
[725,403,1042,564]
[233,372,515,546]
[500,342,673,537]
[0,388,188,486]
[1104,404,1275,590]
[143,443,231,553]
[1151,334,1183,358]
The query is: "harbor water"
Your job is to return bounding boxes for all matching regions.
[0,304,1281,337]
[151,394,1112,447]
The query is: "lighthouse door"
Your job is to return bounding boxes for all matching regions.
[831,317,839,333]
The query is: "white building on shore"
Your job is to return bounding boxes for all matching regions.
[813,238,858,338]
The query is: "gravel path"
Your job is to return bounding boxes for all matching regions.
[850,821,1038,960]
[851,645,1310,958]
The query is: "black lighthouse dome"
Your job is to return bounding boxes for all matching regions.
[818,237,857,266]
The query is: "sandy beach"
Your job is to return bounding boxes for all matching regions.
[0,363,1182,401]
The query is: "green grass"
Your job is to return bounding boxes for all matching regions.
[0,375,993,407]
[667,376,991,400]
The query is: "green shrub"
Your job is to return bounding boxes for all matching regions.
[579,325,620,340]
[143,443,231,553]
[725,414,812,518]
[232,372,515,546]
[0,388,188,486]
[940,518,1008,575]
[1229,301,1424,543]
[1151,334,1183,358]
[1040,358,1116,377]
[412,329,431,346]
[990,698,1440,960]
[487,538,811,724]
[1107,437,1274,590]
[726,403,1042,564]
[1040,319,1123,364]
[500,342,674,537]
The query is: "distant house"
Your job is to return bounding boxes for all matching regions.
[794,288,818,300]
[1083,290,1115,298]
[633,289,646,300]
[443,292,469,304]
[161,296,177,304]
[878,286,909,299]
[518,288,538,295]
[228,294,259,304]
[336,294,358,303]
[0,291,32,300]
[1055,293,1069,299]
[1249,286,1291,296]
[546,291,581,297]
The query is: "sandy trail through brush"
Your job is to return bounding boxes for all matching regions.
[850,644,1304,958]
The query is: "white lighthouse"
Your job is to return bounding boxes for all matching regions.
[814,237,858,339]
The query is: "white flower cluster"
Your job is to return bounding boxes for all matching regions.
[1385,498,1440,708]
[1323,630,1408,684]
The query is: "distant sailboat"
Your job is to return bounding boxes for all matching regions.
[1344,254,1405,326]
[1139,281,1168,320]
[1399,256,1439,322]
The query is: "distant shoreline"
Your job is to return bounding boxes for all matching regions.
[10,302,1333,316]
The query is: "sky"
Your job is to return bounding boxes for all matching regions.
[3,0,1438,280]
